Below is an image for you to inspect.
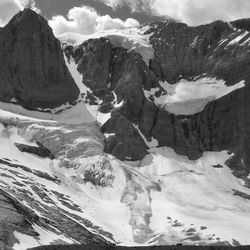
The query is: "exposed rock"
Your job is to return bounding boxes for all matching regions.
[65,40,161,160]
[74,38,113,98]
[0,9,79,109]
[0,189,39,249]
[102,113,148,161]
[15,142,54,159]
[231,18,250,31]
[63,20,250,180]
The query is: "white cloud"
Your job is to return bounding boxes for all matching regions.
[0,0,40,27]
[15,0,40,13]
[98,0,250,25]
[48,5,140,36]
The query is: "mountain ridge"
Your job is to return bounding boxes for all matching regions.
[1,8,250,250]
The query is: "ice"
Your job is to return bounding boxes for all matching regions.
[151,77,245,115]
[0,116,133,246]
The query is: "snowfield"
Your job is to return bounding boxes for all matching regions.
[144,77,245,115]
[0,102,250,249]
[140,148,250,245]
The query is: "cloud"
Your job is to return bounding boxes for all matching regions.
[98,0,250,25]
[0,0,21,26]
[0,0,40,27]
[16,0,40,13]
[48,5,140,36]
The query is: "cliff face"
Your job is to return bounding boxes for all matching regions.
[64,19,250,182]
[0,9,80,109]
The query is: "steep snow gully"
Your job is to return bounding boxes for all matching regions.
[1,8,250,250]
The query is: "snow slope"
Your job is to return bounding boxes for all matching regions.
[139,148,250,245]
[0,109,134,249]
[1,104,250,248]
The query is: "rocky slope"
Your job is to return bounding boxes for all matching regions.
[0,9,79,109]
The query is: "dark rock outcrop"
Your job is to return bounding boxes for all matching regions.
[231,18,250,32]
[0,189,39,249]
[102,113,148,161]
[15,142,54,159]
[0,8,79,109]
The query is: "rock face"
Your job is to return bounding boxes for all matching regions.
[66,38,161,161]
[0,189,39,250]
[0,9,79,109]
[64,20,250,181]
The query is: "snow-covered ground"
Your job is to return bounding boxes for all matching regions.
[139,148,250,245]
[144,77,245,115]
[0,108,134,248]
[1,104,250,248]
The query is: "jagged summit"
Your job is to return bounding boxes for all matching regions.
[231,18,250,31]
[0,8,80,109]
[7,8,47,27]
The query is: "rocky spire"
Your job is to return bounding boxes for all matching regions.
[0,9,80,109]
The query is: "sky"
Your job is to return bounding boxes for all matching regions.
[1,0,250,36]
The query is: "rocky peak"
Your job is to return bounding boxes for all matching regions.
[0,9,80,109]
[7,8,47,28]
[231,18,250,31]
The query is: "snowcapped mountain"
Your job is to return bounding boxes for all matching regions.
[1,8,250,250]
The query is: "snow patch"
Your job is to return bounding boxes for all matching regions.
[227,31,249,46]
[152,77,245,115]
[64,55,91,94]
[133,124,158,148]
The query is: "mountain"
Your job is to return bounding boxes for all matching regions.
[63,19,250,182]
[1,8,250,250]
[0,8,79,109]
